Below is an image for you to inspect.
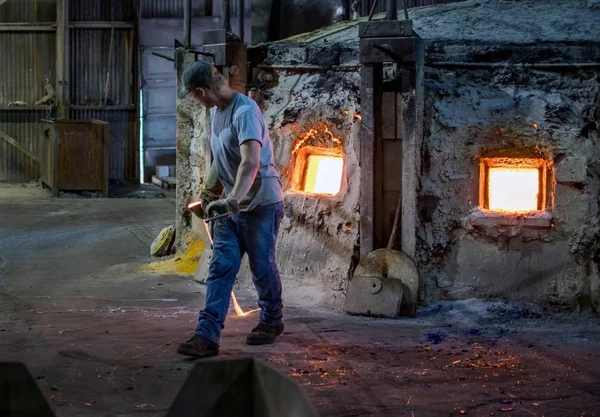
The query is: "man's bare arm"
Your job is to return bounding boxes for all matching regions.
[228,140,261,203]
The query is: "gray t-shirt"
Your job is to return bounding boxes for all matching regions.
[210,93,283,211]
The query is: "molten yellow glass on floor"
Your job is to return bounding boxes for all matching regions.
[488,167,539,212]
[303,155,343,195]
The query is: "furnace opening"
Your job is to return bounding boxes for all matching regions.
[287,123,346,196]
[480,157,550,214]
[303,154,344,195]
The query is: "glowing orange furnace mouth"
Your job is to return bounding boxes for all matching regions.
[488,167,540,213]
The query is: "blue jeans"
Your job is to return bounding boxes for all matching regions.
[196,201,284,344]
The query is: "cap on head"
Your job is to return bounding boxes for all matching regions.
[178,60,220,99]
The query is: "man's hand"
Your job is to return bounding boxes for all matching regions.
[205,197,240,219]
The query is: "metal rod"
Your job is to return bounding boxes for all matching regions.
[368,0,379,21]
[183,0,191,48]
[386,0,397,20]
[402,0,409,20]
[152,52,174,62]
[221,0,232,32]
[205,212,233,223]
[238,0,245,41]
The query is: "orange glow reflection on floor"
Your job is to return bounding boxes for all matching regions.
[304,155,344,195]
[488,167,539,212]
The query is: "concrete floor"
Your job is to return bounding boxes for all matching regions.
[1,183,599,417]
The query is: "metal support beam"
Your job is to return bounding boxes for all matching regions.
[342,0,351,20]
[359,19,423,261]
[359,64,382,257]
[56,0,69,119]
[221,0,232,32]
[400,35,424,260]
[238,0,245,42]
[183,0,191,48]
[386,0,398,20]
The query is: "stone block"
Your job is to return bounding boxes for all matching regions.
[454,237,575,299]
[553,184,590,231]
[436,272,453,289]
[468,209,552,228]
[555,156,587,184]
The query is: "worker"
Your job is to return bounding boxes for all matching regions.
[176,61,285,358]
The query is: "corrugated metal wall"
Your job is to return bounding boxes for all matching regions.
[0,109,53,182]
[0,0,56,182]
[68,0,138,183]
[141,0,249,18]
[0,0,56,22]
[70,28,134,106]
[0,0,138,183]
[70,0,136,21]
[0,32,56,106]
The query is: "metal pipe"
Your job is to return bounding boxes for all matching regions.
[368,0,379,21]
[238,0,245,41]
[402,0,409,20]
[183,0,191,47]
[152,52,175,62]
[221,0,232,32]
[386,0,397,20]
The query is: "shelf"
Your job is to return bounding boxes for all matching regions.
[0,23,56,32]
[0,106,53,111]
[69,21,135,30]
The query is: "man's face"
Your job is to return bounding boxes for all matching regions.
[190,87,217,109]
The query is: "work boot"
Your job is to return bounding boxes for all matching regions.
[246,322,284,346]
[177,334,219,358]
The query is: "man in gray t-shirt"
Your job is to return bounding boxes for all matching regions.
[176,61,285,359]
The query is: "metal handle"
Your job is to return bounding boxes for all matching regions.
[204,212,233,223]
